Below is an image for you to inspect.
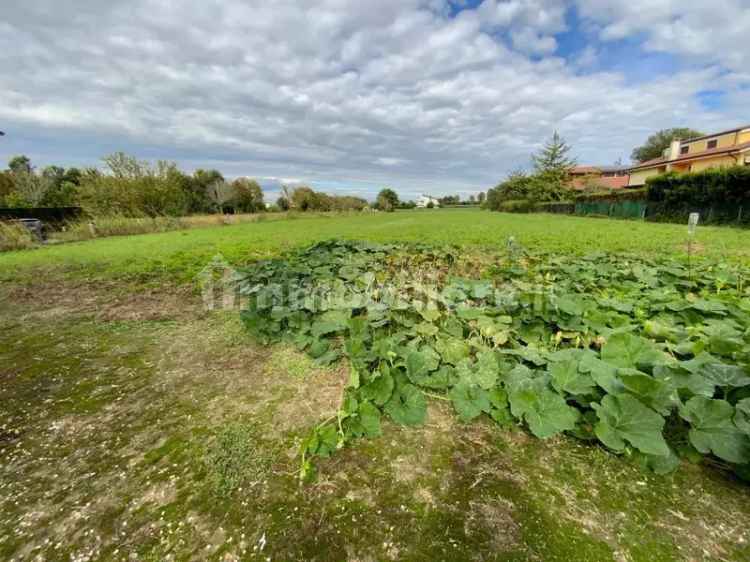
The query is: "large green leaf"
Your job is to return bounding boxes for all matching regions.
[434,337,470,365]
[555,295,584,316]
[306,424,340,458]
[592,394,669,457]
[418,365,456,390]
[507,376,579,438]
[702,362,750,388]
[384,382,427,427]
[311,309,351,337]
[449,380,491,422]
[345,401,382,438]
[548,358,596,396]
[736,398,750,434]
[405,346,441,385]
[618,370,676,415]
[601,333,664,369]
[652,363,715,398]
[360,368,395,406]
[579,354,623,395]
[679,397,750,464]
[472,350,499,390]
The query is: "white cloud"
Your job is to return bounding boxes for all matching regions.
[0,0,747,199]
[575,0,750,71]
[510,27,558,55]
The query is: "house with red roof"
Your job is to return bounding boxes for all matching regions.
[569,165,630,190]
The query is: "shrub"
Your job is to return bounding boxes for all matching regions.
[497,199,536,213]
[485,172,570,211]
[646,166,750,206]
[0,221,36,252]
[77,153,191,217]
[575,188,647,202]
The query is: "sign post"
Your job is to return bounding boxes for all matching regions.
[687,212,699,281]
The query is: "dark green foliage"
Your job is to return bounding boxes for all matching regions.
[290,185,367,211]
[485,132,576,211]
[532,131,576,177]
[276,196,290,211]
[7,155,31,174]
[237,240,750,480]
[375,188,399,212]
[231,178,265,213]
[647,166,750,207]
[187,168,224,213]
[631,128,704,163]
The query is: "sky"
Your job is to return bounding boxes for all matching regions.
[1,0,748,202]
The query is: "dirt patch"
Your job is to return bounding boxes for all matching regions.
[466,497,521,552]
[1,279,201,322]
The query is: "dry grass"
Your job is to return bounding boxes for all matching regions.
[50,212,280,242]
[0,221,35,252]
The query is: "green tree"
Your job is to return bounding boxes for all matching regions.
[190,168,225,213]
[532,131,576,177]
[10,171,51,206]
[77,153,189,217]
[0,172,15,205]
[8,155,31,174]
[439,195,460,206]
[231,178,264,213]
[528,132,577,201]
[276,196,290,211]
[40,166,78,207]
[631,128,704,163]
[375,188,399,212]
[290,186,317,211]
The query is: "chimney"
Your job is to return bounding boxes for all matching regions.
[668,139,682,160]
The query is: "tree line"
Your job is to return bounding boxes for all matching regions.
[0,153,265,216]
[0,153,378,216]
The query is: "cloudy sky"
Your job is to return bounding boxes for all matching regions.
[1,1,748,201]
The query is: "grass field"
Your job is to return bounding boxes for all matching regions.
[2,209,749,284]
[2,210,750,561]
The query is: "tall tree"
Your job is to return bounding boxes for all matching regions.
[375,188,399,212]
[231,178,264,212]
[532,131,576,176]
[190,168,225,213]
[631,128,704,163]
[8,155,31,174]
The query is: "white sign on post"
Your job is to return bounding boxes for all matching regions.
[688,212,700,237]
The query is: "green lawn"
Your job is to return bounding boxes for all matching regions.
[2,209,749,284]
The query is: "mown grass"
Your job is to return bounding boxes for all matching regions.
[2,209,749,284]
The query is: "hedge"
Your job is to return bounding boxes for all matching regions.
[574,187,647,202]
[646,166,750,206]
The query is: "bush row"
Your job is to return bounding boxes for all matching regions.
[646,166,750,206]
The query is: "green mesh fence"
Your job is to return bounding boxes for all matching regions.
[573,201,641,217]
[572,199,749,224]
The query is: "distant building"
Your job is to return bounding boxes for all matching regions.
[629,125,750,187]
[416,194,441,208]
[569,165,630,190]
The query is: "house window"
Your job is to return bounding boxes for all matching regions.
[707,139,718,149]
[680,145,689,155]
